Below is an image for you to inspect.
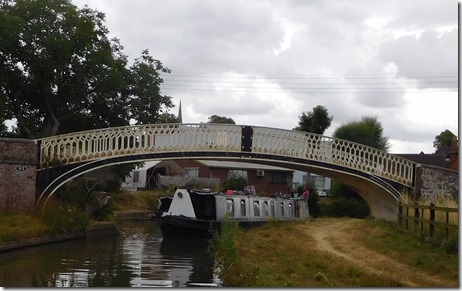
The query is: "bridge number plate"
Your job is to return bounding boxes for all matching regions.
[16,166,27,172]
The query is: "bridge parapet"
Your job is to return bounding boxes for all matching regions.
[36,123,415,187]
[251,127,415,187]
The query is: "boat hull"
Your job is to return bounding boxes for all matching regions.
[161,215,220,239]
[160,215,269,239]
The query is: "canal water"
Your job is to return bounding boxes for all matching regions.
[0,220,221,287]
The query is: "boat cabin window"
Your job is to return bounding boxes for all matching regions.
[270,201,275,217]
[263,201,269,217]
[240,200,246,217]
[280,202,284,216]
[253,201,260,217]
[288,202,293,217]
[226,199,234,217]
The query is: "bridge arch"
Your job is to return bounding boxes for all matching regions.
[36,123,416,221]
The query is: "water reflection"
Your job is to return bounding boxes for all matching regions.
[0,220,219,287]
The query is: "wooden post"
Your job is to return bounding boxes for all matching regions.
[405,205,409,230]
[445,210,449,241]
[429,203,435,238]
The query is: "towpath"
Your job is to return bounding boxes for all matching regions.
[295,218,457,288]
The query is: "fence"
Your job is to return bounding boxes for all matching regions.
[398,202,458,243]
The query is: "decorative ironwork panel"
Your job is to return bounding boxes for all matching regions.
[38,123,242,168]
[37,123,415,187]
[251,127,415,187]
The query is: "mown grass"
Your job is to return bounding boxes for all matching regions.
[211,218,458,287]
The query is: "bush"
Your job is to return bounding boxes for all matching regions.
[40,199,89,234]
[321,197,370,218]
[222,177,248,192]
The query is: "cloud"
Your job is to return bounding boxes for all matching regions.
[70,0,458,154]
[379,29,458,81]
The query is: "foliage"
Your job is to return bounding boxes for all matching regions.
[208,219,247,287]
[293,105,333,134]
[109,190,160,211]
[320,197,370,218]
[0,0,172,138]
[158,112,180,123]
[222,177,247,192]
[433,129,457,150]
[330,181,363,201]
[128,49,173,125]
[333,116,389,151]
[207,115,236,124]
[0,212,49,244]
[39,199,89,234]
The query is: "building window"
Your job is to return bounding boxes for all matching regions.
[132,171,140,183]
[270,172,287,184]
[228,170,248,180]
[311,175,326,189]
[185,167,199,177]
[280,202,284,216]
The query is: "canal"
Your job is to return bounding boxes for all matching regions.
[0,220,221,287]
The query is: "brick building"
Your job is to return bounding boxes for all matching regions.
[174,160,294,195]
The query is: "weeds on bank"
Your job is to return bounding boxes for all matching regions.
[39,199,89,234]
[109,190,160,211]
[0,212,49,244]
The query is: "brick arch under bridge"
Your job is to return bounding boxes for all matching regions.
[36,123,416,221]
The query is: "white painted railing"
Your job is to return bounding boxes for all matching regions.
[36,123,415,187]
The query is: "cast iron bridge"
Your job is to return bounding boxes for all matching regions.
[36,123,416,221]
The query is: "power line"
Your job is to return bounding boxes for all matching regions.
[160,87,457,94]
[161,74,458,80]
[162,79,457,85]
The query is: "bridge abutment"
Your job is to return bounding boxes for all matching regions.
[0,138,37,213]
[414,164,458,202]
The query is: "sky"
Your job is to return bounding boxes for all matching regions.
[71,0,459,154]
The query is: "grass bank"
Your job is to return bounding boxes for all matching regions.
[0,189,164,246]
[211,218,458,287]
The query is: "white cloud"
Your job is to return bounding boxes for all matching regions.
[70,0,458,154]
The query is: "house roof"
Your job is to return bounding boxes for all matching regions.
[196,160,294,172]
[136,160,187,174]
[395,152,448,168]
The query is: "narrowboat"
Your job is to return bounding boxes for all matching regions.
[160,188,309,239]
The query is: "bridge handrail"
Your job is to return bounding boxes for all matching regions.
[36,123,416,187]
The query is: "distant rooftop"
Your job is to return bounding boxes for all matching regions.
[196,160,294,172]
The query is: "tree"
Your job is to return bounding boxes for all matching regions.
[207,115,236,124]
[0,0,172,138]
[333,116,389,151]
[433,129,457,150]
[159,112,180,123]
[128,50,173,125]
[331,116,389,206]
[293,105,333,134]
